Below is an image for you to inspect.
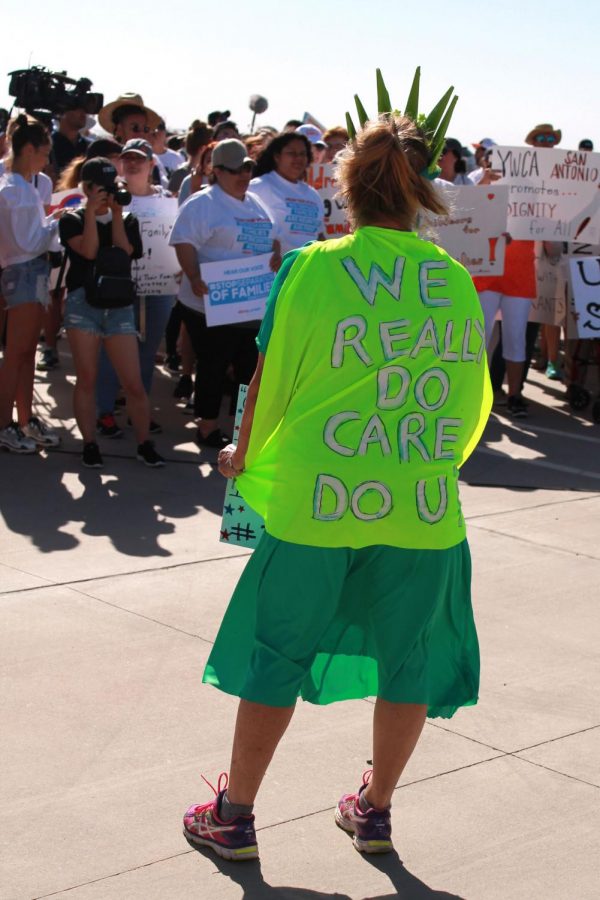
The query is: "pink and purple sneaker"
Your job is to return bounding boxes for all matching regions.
[183,773,258,861]
[335,770,393,854]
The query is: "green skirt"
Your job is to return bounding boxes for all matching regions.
[203,534,479,718]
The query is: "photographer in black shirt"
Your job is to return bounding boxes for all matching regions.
[59,157,164,468]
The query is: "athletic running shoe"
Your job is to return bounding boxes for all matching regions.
[165,353,181,374]
[97,414,123,438]
[137,440,165,467]
[183,773,258,861]
[0,422,37,454]
[173,374,193,400]
[36,348,59,370]
[507,395,528,418]
[82,442,104,469]
[23,416,61,447]
[545,361,562,381]
[335,771,393,854]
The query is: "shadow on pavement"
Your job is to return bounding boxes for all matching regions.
[187,844,463,899]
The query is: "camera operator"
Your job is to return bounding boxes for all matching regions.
[0,115,62,452]
[59,157,165,468]
[49,105,90,180]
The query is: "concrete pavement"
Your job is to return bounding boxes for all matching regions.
[1,345,599,899]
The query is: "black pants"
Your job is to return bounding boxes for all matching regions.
[178,302,258,419]
[164,301,184,357]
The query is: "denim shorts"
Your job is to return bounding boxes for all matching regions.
[64,287,137,338]
[0,257,50,308]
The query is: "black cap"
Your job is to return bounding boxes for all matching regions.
[579,138,594,151]
[86,138,123,159]
[81,157,118,187]
[443,138,463,158]
[208,110,231,127]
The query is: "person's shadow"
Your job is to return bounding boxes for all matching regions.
[186,842,464,899]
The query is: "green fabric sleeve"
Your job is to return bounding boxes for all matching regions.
[256,247,303,353]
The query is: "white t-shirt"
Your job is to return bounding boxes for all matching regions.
[169,183,277,312]
[156,148,185,179]
[249,170,324,254]
[0,172,60,267]
[33,172,53,207]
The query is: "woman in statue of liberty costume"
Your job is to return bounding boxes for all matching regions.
[182,71,492,861]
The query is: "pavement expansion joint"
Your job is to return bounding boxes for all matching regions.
[464,491,600,521]
[468,522,600,563]
[0,552,252,598]
[504,752,600,791]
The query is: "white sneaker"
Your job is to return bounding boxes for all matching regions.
[0,422,37,453]
[22,416,61,448]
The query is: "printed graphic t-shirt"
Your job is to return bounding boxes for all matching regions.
[169,184,276,313]
[250,171,324,254]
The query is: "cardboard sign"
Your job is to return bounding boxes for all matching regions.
[426,185,508,275]
[128,197,179,296]
[491,145,600,242]
[529,243,567,326]
[566,242,600,337]
[220,384,265,549]
[307,163,350,239]
[568,256,600,339]
[202,254,275,327]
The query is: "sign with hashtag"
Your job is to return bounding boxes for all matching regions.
[219,385,265,549]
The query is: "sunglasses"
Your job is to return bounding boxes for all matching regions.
[129,124,151,134]
[218,162,255,175]
[534,134,557,144]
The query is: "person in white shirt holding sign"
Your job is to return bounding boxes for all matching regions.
[170,139,281,449]
[250,132,325,255]
[96,138,176,437]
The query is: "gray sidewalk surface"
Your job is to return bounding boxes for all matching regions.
[1,346,599,899]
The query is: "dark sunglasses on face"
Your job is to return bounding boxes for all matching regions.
[129,124,151,134]
[534,134,557,144]
[218,162,255,175]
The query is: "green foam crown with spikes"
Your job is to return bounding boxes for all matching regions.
[345,67,458,177]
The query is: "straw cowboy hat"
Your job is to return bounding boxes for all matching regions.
[98,93,161,134]
[525,124,562,146]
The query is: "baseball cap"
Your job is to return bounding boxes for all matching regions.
[212,139,254,169]
[120,138,153,160]
[81,157,118,187]
[86,138,123,159]
[295,124,326,148]
[208,110,231,127]
[443,138,463,158]
[579,138,593,151]
[472,138,496,150]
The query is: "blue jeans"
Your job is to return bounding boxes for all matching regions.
[96,295,175,415]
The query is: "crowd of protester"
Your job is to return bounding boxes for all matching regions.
[0,86,595,467]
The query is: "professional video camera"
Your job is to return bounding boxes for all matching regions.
[7,67,103,123]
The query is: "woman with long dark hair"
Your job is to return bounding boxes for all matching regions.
[250,131,325,254]
[0,115,62,452]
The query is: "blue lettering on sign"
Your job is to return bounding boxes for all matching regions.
[235,217,274,254]
[285,199,319,236]
[208,272,275,306]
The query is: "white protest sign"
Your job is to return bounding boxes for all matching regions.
[49,189,85,214]
[529,243,566,326]
[202,254,275,327]
[568,257,600,339]
[426,185,508,275]
[566,242,600,337]
[128,196,179,296]
[307,163,350,239]
[220,384,265,549]
[491,145,600,242]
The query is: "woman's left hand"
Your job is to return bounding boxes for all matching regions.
[218,444,245,479]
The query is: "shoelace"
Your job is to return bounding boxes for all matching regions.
[192,771,229,816]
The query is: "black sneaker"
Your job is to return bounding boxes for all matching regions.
[97,413,123,438]
[37,348,59,371]
[173,374,193,400]
[507,395,528,418]
[128,418,162,434]
[165,353,181,374]
[196,428,231,449]
[82,442,104,468]
[137,440,165,467]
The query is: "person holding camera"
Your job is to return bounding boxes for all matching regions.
[59,156,165,468]
[0,115,62,453]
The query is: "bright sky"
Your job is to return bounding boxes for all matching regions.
[2,0,597,151]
